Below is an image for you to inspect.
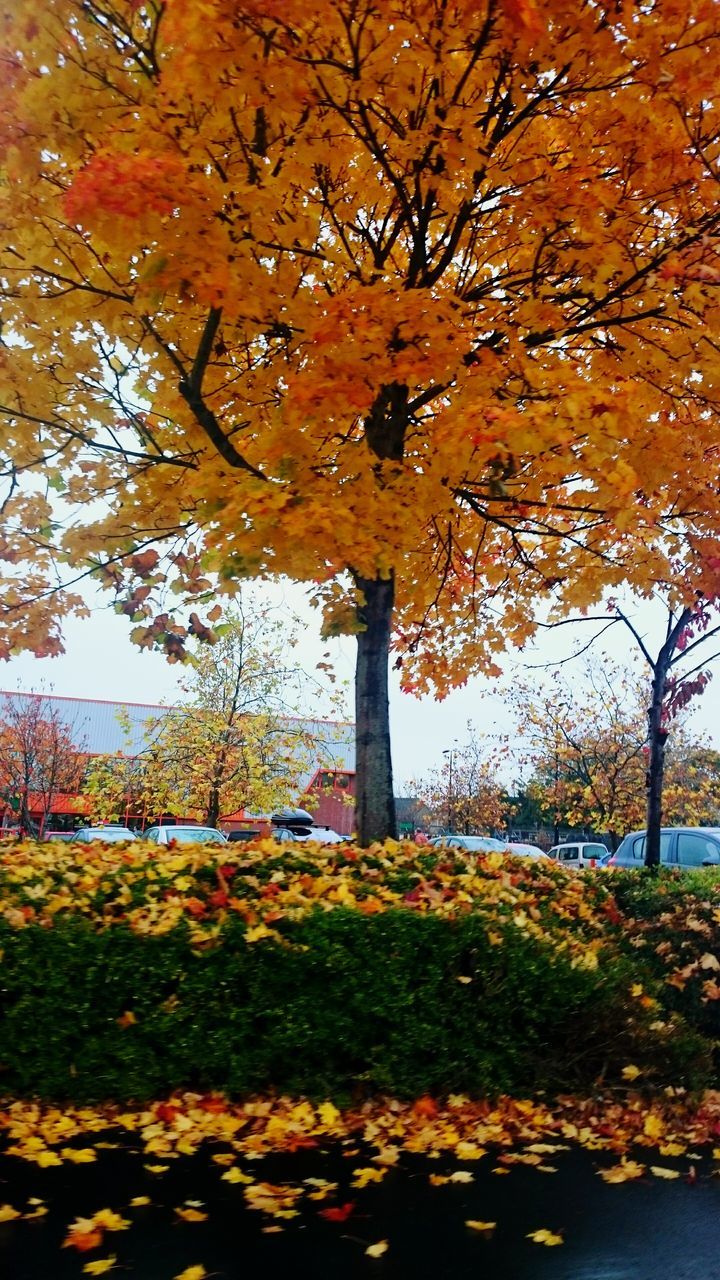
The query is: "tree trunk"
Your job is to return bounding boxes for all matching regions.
[206,787,220,829]
[354,572,397,845]
[645,664,668,868]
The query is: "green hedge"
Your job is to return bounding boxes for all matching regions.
[0,907,708,1102]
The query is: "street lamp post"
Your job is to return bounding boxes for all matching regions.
[442,747,455,833]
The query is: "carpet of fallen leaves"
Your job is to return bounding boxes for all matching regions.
[2,1087,720,1272]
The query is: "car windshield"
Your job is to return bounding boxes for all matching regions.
[166,828,226,843]
[80,828,134,841]
[457,836,507,852]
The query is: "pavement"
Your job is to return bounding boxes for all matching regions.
[1,1138,719,1279]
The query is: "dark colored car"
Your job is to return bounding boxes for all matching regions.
[610,827,720,869]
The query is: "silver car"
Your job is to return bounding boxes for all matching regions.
[432,835,508,853]
[73,826,136,843]
[142,825,228,846]
[610,827,720,868]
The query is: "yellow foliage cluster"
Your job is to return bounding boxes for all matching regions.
[0,835,612,968]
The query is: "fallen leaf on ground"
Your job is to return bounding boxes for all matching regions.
[599,1160,646,1183]
[527,1229,563,1246]
[465,1220,496,1234]
[650,1166,680,1180]
[352,1166,387,1188]
[366,1240,389,1258]
[319,1201,356,1222]
[82,1259,117,1275]
[174,1269,207,1280]
[221,1166,253,1184]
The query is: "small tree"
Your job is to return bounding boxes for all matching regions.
[0,692,85,836]
[510,651,720,852]
[613,598,720,865]
[510,661,652,850]
[85,604,349,827]
[412,729,510,836]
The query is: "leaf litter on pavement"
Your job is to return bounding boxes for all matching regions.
[2,1087,720,1274]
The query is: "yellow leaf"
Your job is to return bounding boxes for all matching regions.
[527,1229,563,1246]
[621,1065,642,1081]
[351,1167,387,1188]
[643,1114,665,1140]
[144,1164,169,1174]
[466,1220,496,1233]
[221,1167,254,1184]
[61,1147,97,1163]
[317,1101,341,1127]
[175,1207,208,1222]
[35,1150,62,1167]
[0,1205,20,1222]
[448,1170,474,1183]
[174,1269,207,1280]
[366,1240,389,1258]
[650,1166,680,1180]
[83,1259,117,1276]
[130,1197,151,1207]
[93,1210,130,1232]
[599,1160,646,1183]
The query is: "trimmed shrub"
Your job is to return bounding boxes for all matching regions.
[0,907,708,1102]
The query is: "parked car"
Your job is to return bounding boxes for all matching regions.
[506,842,551,860]
[142,825,228,846]
[547,841,610,869]
[44,830,76,842]
[72,826,136,843]
[432,835,509,853]
[273,825,346,845]
[610,827,720,868]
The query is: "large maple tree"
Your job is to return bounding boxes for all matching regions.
[2,1,720,841]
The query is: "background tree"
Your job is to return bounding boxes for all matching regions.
[510,658,720,849]
[3,2,720,842]
[0,692,86,836]
[510,662,647,849]
[412,729,510,835]
[84,603,349,827]
[524,586,720,862]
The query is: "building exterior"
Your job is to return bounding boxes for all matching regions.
[0,690,356,835]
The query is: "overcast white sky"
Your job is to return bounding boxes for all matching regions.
[1,578,718,786]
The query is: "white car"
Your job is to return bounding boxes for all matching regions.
[143,825,228,845]
[73,825,135,843]
[547,841,610,869]
[273,826,346,845]
[506,842,551,860]
[432,835,508,853]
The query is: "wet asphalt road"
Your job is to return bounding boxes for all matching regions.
[1,1137,719,1280]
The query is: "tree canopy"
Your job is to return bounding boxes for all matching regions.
[3,0,720,839]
